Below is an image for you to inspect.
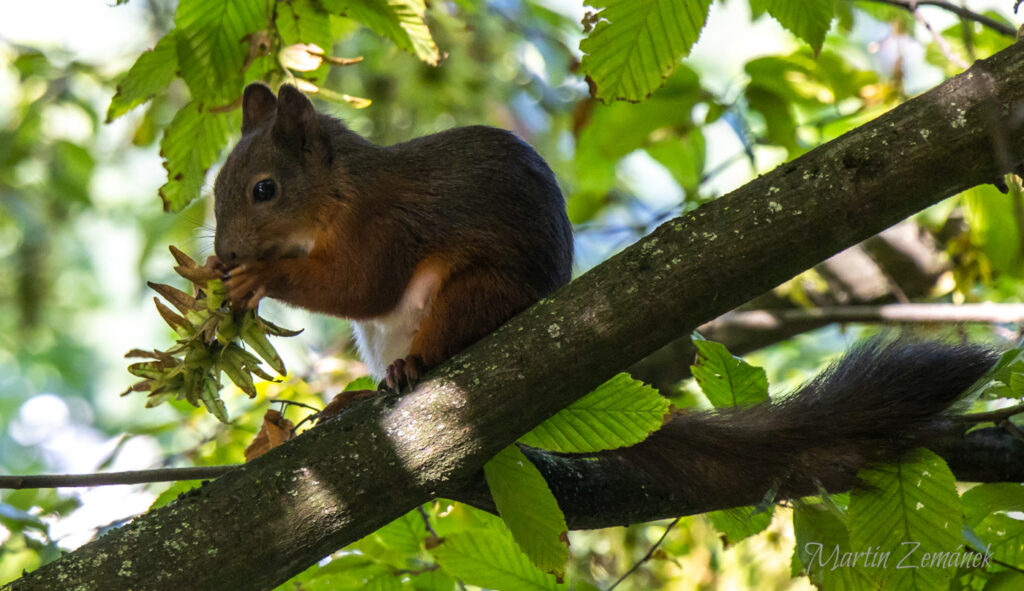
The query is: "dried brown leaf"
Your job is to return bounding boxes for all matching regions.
[244,409,295,461]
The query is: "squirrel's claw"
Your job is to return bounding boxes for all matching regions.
[224,264,265,309]
[380,355,425,394]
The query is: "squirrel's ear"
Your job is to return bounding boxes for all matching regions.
[273,85,321,155]
[241,83,277,134]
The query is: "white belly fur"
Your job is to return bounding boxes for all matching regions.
[352,264,443,379]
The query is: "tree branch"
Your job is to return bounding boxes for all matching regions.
[6,42,1024,591]
[863,0,1018,37]
[0,467,235,490]
[712,303,1024,331]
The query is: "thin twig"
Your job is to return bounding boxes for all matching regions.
[606,518,681,591]
[418,505,440,539]
[911,5,970,69]
[966,543,1024,575]
[955,403,1024,425]
[0,466,238,489]
[711,303,1024,331]
[863,0,1017,37]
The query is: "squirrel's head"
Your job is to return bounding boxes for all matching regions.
[213,83,338,265]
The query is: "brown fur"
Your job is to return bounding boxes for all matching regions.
[214,83,573,372]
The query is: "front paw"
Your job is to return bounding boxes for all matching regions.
[380,355,426,394]
[223,264,267,309]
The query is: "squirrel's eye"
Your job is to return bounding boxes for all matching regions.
[253,179,276,203]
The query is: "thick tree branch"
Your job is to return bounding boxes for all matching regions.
[6,43,1024,591]
[629,222,952,390]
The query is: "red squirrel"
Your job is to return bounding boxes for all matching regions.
[214,83,572,390]
[214,83,996,488]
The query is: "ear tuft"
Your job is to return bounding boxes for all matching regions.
[273,85,321,156]
[241,83,278,134]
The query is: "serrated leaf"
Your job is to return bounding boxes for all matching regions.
[963,483,1024,527]
[107,31,179,122]
[750,0,835,55]
[709,505,773,545]
[690,338,769,408]
[579,0,712,102]
[174,0,267,105]
[158,101,234,212]
[975,513,1024,569]
[483,445,568,576]
[518,373,670,452]
[850,449,963,591]
[325,0,439,65]
[431,530,565,591]
[792,503,876,589]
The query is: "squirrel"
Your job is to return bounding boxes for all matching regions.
[213,83,997,487]
[214,83,572,390]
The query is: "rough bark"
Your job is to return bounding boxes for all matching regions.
[6,42,1024,591]
[629,221,951,391]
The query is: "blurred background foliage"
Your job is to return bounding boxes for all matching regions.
[0,0,1022,589]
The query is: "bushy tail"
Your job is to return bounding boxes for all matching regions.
[610,338,997,506]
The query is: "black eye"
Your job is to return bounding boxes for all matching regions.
[253,179,276,203]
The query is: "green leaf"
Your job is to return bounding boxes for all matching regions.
[174,0,267,105]
[345,376,379,391]
[709,505,774,545]
[792,503,876,589]
[963,184,1024,276]
[431,530,565,591]
[373,507,429,560]
[149,480,204,510]
[325,0,440,65]
[975,513,1024,569]
[690,338,769,408]
[518,373,670,452]
[158,101,234,212]
[983,571,1024,591]
[963,483,1024,527]
[483,445,568,576]
[750,0,835,55]
[579,0,713,102]
[107,31,179,122]
[850,449,963,591]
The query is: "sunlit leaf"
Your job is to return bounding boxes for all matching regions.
[690,337,769,408]
[483,445,568,576]
[431,530,565,591]
[107,31,179,122]
[579,0,713,102]
[518,373,670,452]
[325,0,440,65]
[750,0,835,55]
[157,101,234,212]
[174,0,267,105]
